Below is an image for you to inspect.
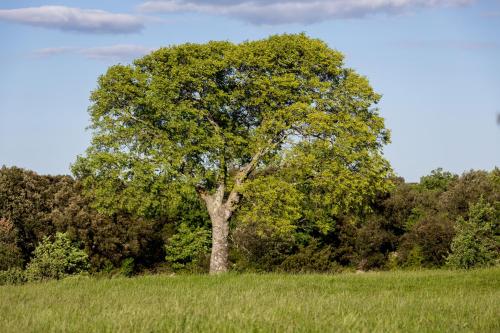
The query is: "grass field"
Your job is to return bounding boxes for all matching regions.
[1,268,499,332]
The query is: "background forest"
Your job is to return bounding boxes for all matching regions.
[1,165,498,282]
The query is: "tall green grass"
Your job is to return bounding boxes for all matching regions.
[1,268,499,332]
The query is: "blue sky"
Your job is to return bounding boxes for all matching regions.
[0,0,499,181]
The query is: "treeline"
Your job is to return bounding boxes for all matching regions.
[0,166,498,279]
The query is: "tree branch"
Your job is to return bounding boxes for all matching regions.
[120,107,168,142]
[224,133,288,213]
[223,148,264,213]
[205,113,221,133]
[197,182,225,219]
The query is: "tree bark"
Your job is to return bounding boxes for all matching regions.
[208,206,230,274]
[200,184,232,274]
[199,148,268,273]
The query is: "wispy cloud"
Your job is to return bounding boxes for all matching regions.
[139,0,474,25]
[33,47,78,57]
[0,6,144,34]
[33,45,155,61]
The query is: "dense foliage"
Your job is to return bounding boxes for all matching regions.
[446,198,499,269]
[0,267,26,286]
[0,166,68,264]
[0,218,23,270]
[0,165,498,280]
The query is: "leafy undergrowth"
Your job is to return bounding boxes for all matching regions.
[1,268,499,332]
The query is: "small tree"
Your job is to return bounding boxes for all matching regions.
[165,223,211,271]
[446,198,499,269]
[419,168,457,192]
[26,232,89,281]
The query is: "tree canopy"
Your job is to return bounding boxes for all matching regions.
[73,34,392,273]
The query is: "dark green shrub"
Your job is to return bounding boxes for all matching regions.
[398,215,454,268]
[0,267,26,285]
[355,217,397,270]
[280,240,340,273]
[51,181,166,271]
[0,218,23,270]
[0,166,71,262]
[413,216,454,267]
[25,232,89,281]
[231,223,296,272]
[439,169,500,219]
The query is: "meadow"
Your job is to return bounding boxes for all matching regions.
[1,268,499,332]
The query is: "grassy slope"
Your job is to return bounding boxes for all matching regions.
[0,268,499,332]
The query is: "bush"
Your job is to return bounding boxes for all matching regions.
[51,181,166,271]
[446,199,499,269]
[0,267,26,285]
[280,240,340,273]
[231,223,296,272]
[165,223,211,271]
[0,166,71,263]
[402,245,425,269]
[397,215,454,268]
[25,232,89,281]
[355,217,397,270]
[120,258,135,277]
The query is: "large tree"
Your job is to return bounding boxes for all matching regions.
[73,34,392,273]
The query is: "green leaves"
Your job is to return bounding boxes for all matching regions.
[446,198,499,269]
[76,33,392,240]
[25,232,89,281]
[165,223,211,270]
[237,176,303,235]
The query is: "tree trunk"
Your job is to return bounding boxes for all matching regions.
[200,185,232,274]
[209,207,230,274]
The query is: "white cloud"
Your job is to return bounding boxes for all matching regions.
[33,45,154,61]
[82,45,155,60]
[139,0,474,24]
[0,6,144,34]
[33,47,78,57]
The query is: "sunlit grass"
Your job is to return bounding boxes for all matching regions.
[1,268,499,332]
